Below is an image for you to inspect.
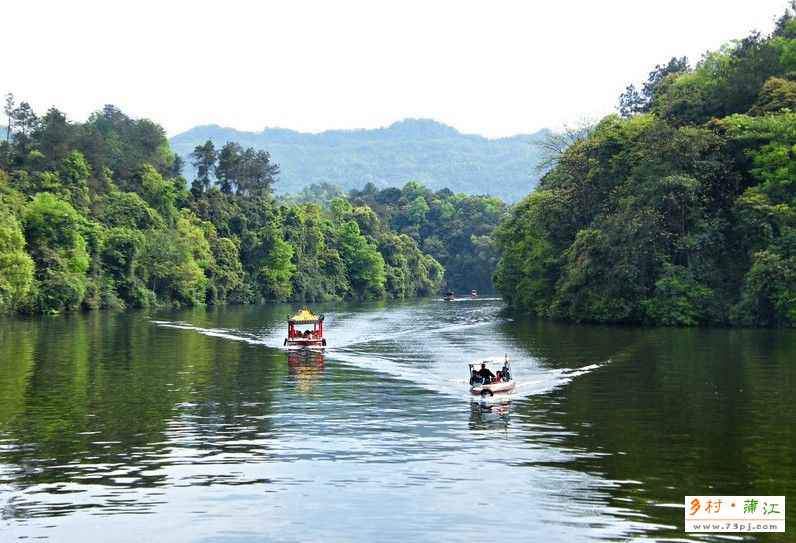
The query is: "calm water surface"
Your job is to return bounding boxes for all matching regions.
[0,299,794,542]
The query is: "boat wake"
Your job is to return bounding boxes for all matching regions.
[151,302,603,402]
[149,321,269,346]
[329,346,604,402]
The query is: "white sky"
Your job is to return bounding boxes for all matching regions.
[1,0,789,138]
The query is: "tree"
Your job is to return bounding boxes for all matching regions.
[4,94,14,143]
[337,220,386,299]
[641,264,714,325]
[208,236,245,303]
[0,207,35,311]
[237,148,279,196]
[349,181,504,293]
[256,222,296,300]
[733,251,796,326]
[170,154,184,178]
[23,193,90,312]
[137,165,178,224]
[190,140,217,194]
[78,105,175,185]
[10,101,38,137]
[0,99,449,313]
[139,213,212,307]
[101,226,148,307]
[215,142,242,193]
[57,150,92,212]
[619,56,689,116]
[97,190,164,230]
[750,77,796,115]
[535,122,595,173]
[34,108,75,169]
[6,100,38,162]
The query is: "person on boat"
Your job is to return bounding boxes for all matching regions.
[476,362,495,384]
[501,362,511,381]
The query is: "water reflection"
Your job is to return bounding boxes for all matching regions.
[287,350,325,395]
[0,301,793,542]
[468,399,512,432]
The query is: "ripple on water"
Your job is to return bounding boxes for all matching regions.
[3,300,791,542]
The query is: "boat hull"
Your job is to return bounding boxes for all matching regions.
[284,338,326,349]
[470,380,515,396]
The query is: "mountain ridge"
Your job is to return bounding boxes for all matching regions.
[170,119,548,201]
[174,118,547,142]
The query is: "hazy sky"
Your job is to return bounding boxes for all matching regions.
[1,0,790,137]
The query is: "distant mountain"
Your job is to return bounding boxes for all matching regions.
[169,119,548,201]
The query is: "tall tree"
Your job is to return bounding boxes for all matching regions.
[3,94,13,143]
[215,142,242,194]
[619,56,689,116]
[190,140,217,194]
[34,108,74,169]
[10,101,38,137]
[238,148,279,196]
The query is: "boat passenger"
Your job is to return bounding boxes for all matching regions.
[477,363,495,384]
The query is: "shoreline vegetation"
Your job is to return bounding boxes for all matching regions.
[3,4,796,328]
[495,4,796,327]
[0,101,503,315]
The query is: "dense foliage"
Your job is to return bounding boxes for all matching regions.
[496,5,796,326]
[170,119,547,202]
[349,181,506,293]
[0,103,444,314]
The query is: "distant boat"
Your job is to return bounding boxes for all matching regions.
[284,308,326,348]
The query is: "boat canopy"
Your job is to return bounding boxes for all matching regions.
[468,357,510,369]
[288,308,324,324]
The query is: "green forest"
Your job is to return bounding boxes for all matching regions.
[0,102,507,314]
[278,180,506,292]
[495,6,796,326]
[7,5,796,327]
[348,182,505,293]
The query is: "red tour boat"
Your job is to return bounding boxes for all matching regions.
[284,308,326,348]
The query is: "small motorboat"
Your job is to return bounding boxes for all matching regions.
[468,356,515,397]
[443,290,455,302]
[284,308,327,348]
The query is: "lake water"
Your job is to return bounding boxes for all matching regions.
[1,299,794,542]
